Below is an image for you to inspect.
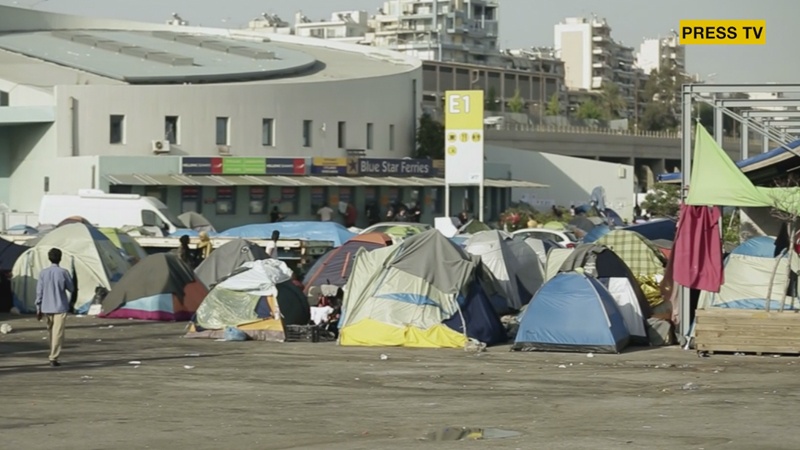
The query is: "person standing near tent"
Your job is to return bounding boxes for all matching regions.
[344,203,358,228]
[317,202,334,222]
[35,248,73,367]
[176,235,196,269]
[196,231,213,261]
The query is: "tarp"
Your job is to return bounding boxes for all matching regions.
[101,253,207,321]
[698,253,793,311]
[219,222,355,247]
[190,259,309,340]
[0,237,26,272]
[99,228,148,264]
[194,239,269,288]
[731,236,776,257]
[338,230,505,348]
[583,225,611,243]
[11,223,131,313]
[303,233,392,291]
[465,230,544,312]
[513,272,630,353]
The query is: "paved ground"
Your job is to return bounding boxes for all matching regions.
[1,314,799,450]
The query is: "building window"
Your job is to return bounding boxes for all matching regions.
[249,187,267,215]
[302,120,313,147]
[0,90,8,106]
[310,187,328,214]
[389,124,395,151]
[216,117,230,146]
[366,123,374,150]
[337,121,346,148]
[165,116,179,145]
[216,187,236,215]
[180,187,202,213]
[109,115,125,144]
[262,118,274,146]
[280,187,299,215]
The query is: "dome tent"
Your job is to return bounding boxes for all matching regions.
[11,223,131,313]
[194,239,269,288]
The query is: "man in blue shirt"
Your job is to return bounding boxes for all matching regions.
[35,248,74,367]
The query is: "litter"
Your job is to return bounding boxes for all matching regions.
[128,361,142,365]
[0,323,13,334]
[586,353,594,358]
[681,382,699,391]
[558,364,567,369]
[184,353,201,357]
[380,354,389,360]
[183,365,195,369]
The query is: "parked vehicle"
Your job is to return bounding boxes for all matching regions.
[38,190,184,236]
[511,228,578,248]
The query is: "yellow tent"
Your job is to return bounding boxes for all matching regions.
[100,228,148,264]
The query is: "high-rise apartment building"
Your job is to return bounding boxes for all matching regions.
[635,33,685,75]
[366,0,501,65]
[554,16,642,119]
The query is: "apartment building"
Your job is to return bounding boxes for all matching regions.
[635,33,685,75]
[293,10,371,43]
[554,16,644,119]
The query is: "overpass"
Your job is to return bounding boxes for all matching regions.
[485,125,764,190]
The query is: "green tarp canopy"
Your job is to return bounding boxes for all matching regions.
[687,126,800,214]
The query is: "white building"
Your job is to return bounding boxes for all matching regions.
[554,16,642,119]
[367,0,501,65]
[0,6,424,229]
[294,10,370,44]
[246,13,293,35]
[635,33,685,75]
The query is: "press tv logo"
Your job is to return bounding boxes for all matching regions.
[679,20,766,45]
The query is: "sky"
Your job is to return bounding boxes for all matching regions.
[4,0,798,83]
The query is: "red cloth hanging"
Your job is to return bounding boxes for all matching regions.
[672,204,724,292]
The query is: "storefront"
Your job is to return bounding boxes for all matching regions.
[103,156,544,230]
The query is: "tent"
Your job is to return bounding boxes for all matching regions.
[546,244,651,344]
[520,237,558,264]
[219,222,355,248]
[100,253,207,320]
[11,223,131,313]
[99,228,148,264]
[465,230,544,312]
[624,219,677,242]
[338,229,506,348]
[0,237,26,272]
[569,216,595,233]
[542,221,566,231]
[698,237,794,310]
[187,260,310,341]
[57,216,93,228]
[178,211,216,233]
[513,272,630,353]
[303,232,392,292]
[194,239,269,288]
[596,230,667,277]
[583,225,611,243]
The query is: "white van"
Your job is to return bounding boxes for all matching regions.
[39,189,184,235]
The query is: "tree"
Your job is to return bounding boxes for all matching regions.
[415,112,445,159]
[639,66,688,131]
[545,93,560,116]
[641,101,679,131]
[599,82,626,120]
[641,183,680,218]
[508,88,524,113]
[485,86,499,112]
[576,100,604,120]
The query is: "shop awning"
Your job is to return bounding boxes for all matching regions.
[105,174,547,188]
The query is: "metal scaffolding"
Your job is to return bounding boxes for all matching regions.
[679,83,800,340]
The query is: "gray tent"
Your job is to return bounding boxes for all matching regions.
[178,212,216,233]
[194,239,268,288]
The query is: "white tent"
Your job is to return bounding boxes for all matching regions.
[465,230,544,311]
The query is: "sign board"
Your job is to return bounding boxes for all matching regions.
[348,157,435,177]
[311,157,347,175]
[181,157,307,176]
[444,90,484,185]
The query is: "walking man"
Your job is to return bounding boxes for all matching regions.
[35,248,73,367]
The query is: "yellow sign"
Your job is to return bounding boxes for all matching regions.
[312,157,347,166]
[447,146,457,156]
[678,20,766,45]
[445,90,485,129]
[471,132,482,142]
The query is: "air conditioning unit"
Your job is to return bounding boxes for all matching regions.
[217,145,232,156]
[151,140,170,154]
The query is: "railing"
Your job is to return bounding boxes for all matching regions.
[488,123,766,146]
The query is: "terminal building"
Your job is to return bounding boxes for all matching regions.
[0,6,542,230]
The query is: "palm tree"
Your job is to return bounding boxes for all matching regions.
[599,82,626,120]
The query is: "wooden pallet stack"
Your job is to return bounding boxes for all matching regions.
[695,309,800,355]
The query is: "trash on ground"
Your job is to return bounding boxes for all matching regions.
[586,352,594,358]
[422,427,522,441]
[558,364,567,369]
[380,354,389,360]
[183,365,195,369]
[128,361,142,365]
[185,353,201,357]
[0,323,13,334]
[682,382,699,391]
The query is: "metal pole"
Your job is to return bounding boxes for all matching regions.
[714,99,724,143]
[741,123,749,160]
[478,182,485,222]
[679,86,693,339]
[444,185,450,218]
[763,133,770,153]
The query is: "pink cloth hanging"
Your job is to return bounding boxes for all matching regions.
[672,204,724,292]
